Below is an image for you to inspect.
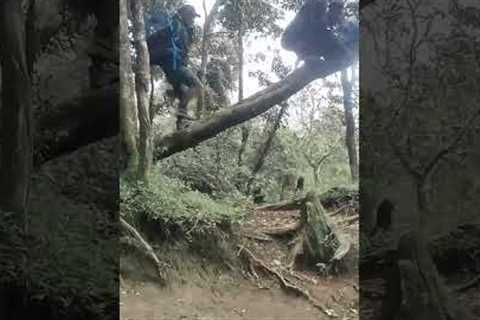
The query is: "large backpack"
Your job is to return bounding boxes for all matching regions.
[146,12,188,71]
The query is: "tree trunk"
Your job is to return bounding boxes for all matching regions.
[247,103,288,192]
[280,173,297,201]
[154,56,353,160]
[412,183,470,320]
[130,0,152,184]
[312,165,320,186]
[120,0,138,178]
[0,0,33,216]
[237,28,250,166]
[26,0,38,76]
[33,53,351,168]
[396,231,473,320]
[197,0,222,119]
[304,151,332,187]
[301,192,340,266]
[340,68,358,182]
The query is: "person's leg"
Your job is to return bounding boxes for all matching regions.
[175,67,202,130]
[176,84,191,130]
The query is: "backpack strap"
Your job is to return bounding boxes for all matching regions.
[168,17,181,70]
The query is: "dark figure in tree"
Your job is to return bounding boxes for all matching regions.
[68,0,119,88]
[369,199,402,320]
[147,4,203,130]
[252,187,265,204]
[281,0,358,64]
[296,176,305,193]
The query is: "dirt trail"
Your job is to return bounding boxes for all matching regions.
[120,196,360,320]
[120,277,357,320]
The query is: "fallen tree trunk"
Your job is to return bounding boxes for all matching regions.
[31,46,354,168]
[154,57,353,160]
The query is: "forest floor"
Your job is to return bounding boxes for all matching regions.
[120,199,360,320]
[360,221,480,319]
[120,274,357,320]
[360,269,480,319]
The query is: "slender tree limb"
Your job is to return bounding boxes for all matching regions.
[247,102,288,192]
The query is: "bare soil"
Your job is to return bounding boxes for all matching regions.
[120,272,359,320]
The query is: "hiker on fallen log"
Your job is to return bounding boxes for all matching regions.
[147,4,203,130]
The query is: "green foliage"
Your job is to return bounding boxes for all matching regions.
[160,129,250,194]
[219,0,284,37]
[0,179,117,318]
[0,212,26,285]
[205,57,233,111]
[121,166,249,234]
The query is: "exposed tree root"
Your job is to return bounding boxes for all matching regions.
[339,215,359,226]
[287,234,304,269]
[453,275,480,292]
[262,221,302,236]
[329,205,350,217]
[238,245,337,318]
[287,269,318,285]
[120,217,166,284]
[243,232,273,242]
[255,197,306,211]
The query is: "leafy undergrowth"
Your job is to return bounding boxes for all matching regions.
[0,177,117,319]
[120,168,253,284]
[121,167,250,237]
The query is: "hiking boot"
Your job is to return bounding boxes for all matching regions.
[176,117,194,131]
